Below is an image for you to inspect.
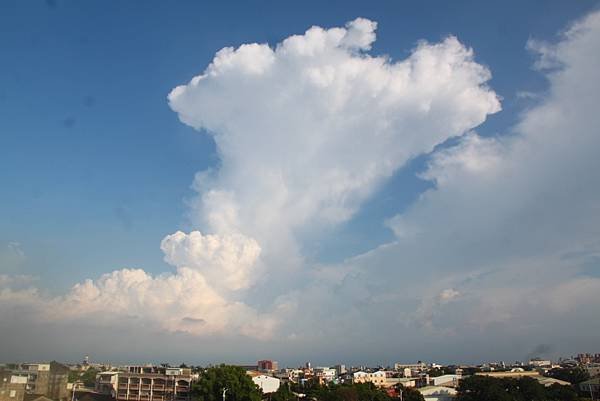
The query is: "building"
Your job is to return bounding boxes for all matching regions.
[257,361,278,372]
[251,376,280,394]
[528,359,551,368]
[313,368,337,384]
[394,363,426,372]
[274,369,303,383]
[0,370,27,401]
[95,372,119,396]
[576,354,600,365]
[475,371,540,379]
[116,366,192,401]
[9,362,69,401]
[352,371,386,387]
[334,365,346,376]
[418,386,457,401]
[428,375,460,388]
[382,377,416,389]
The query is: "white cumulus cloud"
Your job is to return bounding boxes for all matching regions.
[160,231,261,291]
[168,17,500,260]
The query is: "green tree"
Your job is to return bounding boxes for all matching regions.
[295,382,391,401]
[193,365,261,401]
[83,368,99,387]
[456,376,512,401]
[271,384,295,401]
[509,377,546,401]
[546,383,580,401]
[350,383,390,401]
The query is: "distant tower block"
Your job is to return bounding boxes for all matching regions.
[257,360,278,371]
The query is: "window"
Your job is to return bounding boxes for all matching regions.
[10,390,17,397]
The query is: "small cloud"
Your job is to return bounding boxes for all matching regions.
[516,91,540,100]
[7,242,25,258]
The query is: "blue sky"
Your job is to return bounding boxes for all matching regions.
[1,1,600,365]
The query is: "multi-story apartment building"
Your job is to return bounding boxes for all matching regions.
[0,370,27,401]
[116,366,192,401]
[394,362,426,372]
[8,362,69,401]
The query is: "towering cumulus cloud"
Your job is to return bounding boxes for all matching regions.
[168,18,500,282]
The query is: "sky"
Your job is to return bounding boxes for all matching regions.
[1,0,600,367]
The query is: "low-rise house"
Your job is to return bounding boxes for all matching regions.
[352,371,386,387]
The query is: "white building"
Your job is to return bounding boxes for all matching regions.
[429,375,460,387]
[252,375,280,394]
[418,386,457,401]
[313,368,337,383]
[528,359,551,367]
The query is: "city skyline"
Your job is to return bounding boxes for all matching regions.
[1,1,600,365]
